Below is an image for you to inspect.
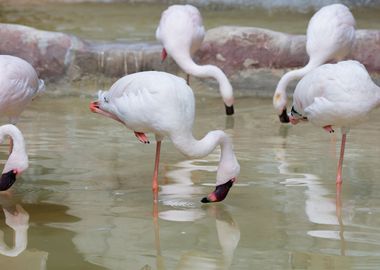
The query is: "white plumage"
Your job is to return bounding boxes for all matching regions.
[90,71,240,203]
[289,60,380,185]
[273,4,356,120]
[156,4,235,115]
[0,55,45,124]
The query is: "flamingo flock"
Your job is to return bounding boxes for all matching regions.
[1,3,379,207]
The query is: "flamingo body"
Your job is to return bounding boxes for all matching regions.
[289,60,380,185]
[273,4,356,121]
[0,55,45,124]
[156,5,235,115]
[90,71,240,203]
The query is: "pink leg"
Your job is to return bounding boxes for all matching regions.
[152,141,161,198]
[323,125,335,133]
[134,131,150,144]
[336,133,347,186]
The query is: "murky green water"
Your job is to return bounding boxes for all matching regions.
[1,83,380,269]
[1,2,380,270]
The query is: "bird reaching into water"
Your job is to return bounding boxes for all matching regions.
[0,55,45,151]
[288,60,380,187]
[273,3,356,122]
[90,71,240,203]
[156,4,235,115]
[0,124,28,191]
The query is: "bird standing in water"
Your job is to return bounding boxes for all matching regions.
[156,4,235,115]
[90,71,240,203]
[288,60,380,188]
[273,4,356,122]
[0,124,28,191]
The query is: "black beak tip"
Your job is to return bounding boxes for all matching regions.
[225,104,234,116]
[279,108,290,123]
[0,171,17,191]
[201,197,211,203]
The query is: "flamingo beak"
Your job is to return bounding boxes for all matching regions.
[89,101,100,113]
[0,170,17,191]
[201,178,235,203]
[225,104,234,116]
[161,48,168,63]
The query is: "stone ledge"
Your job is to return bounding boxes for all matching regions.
[1,23,379,94]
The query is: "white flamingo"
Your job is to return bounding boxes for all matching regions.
[273,3,356,122]
[288,60,380,187]
[156,4,235,115]
[0,124,28,191]
[90,71,240,203]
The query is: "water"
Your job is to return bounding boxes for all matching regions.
[0,2,380,270]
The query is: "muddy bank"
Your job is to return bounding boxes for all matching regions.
[1,23,379,94]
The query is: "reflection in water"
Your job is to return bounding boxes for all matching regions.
[155,202,240,270]
[156,158,239,269]
[0,194,29,257]
[275,134,347,256]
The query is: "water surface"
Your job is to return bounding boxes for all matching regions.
[0,84,380,269]
[0,2,380,270]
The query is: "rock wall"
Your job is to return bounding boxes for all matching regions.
[1,23,379,94]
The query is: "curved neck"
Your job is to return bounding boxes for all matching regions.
[0,125,26,154]
[170,130,239,186]
[175,55,234,106]
[275,61,320,97]
[0,125,28,173]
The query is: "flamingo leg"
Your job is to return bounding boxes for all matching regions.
[152,141,161,199]
[336,133,347,186]
[134,131,150,144]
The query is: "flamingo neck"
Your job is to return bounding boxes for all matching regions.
[170,130,240,186]
[174,55,234,106]
[273,60,321,113]
[0,125,28,173]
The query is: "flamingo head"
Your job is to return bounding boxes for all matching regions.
[90,92,125,125]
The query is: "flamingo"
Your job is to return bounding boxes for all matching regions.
[288,60,380,188]
[0,124,28,191]
[156,4,235,115]
[90,71,240,203]
[273,3,356,122]
[0,55,45,151]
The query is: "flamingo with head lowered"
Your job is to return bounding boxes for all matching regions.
[0,124,28,191]
[288,60,380,188]
[90,71,240,203]
[156,4,235,115]
[273,4,356,122]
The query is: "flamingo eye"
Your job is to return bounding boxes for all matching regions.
[104,96,109,103]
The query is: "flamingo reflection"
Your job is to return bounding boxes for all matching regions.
[151,157,240,269]
[0,193,29,257]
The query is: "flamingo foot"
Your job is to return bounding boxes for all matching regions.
[134,132,150,144]
[201,178,235,203]
[0,171,17,191]
[323,125,335,133]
